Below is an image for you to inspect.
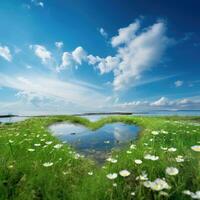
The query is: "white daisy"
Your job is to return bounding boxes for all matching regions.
[43,162,53,167]
[134,159,142,164]
[106,173,118,180]
[88,171,93,176]
[166,167,179,176]
[119,170,131,177]
[27,148,35,152]
[144,154,159,161]
[191,145,200,152]
[53,144,63,149]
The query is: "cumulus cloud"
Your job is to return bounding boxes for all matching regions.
[28,19,173,91]
[30,45,52,64]
[88,19,173,90]
[57,46,87,71]
[114,96,200,111]
[111,20,140,47]
[96,56,120,74]
[72,46,87,64]
[174,80,183,87]
[113,21,172,90]
[0,45,12,62]
[99,28,108,38]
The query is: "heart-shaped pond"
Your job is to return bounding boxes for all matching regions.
[49,122,140,163]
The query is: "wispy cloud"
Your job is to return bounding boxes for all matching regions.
[0,73,107,114]
[99,28,108,38]
[0,45,12,62]
[174,80,183,87]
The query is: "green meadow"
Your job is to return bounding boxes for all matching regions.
[0,115,200,200]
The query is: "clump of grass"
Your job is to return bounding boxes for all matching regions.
[0,115,200,199]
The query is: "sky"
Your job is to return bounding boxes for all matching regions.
[0,0,200,115]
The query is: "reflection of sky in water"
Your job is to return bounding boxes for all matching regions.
[0,117,28,123]
[49,122,139,163]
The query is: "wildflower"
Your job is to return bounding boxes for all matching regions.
[119,170,131,177]
[28,148,35,152]
[74,154,80,159]
[34,143,41,147]
[63,171,69,175]
[182,190,192,195]
[144,154,159,161]
[43,162,53,167]
[191,145,200,152]
[53,144,63,149]
[159,191,169,196]
[131,192,135,196]
[165,167,179,176]
[106,157,118,163]
[191,191,200,199]
[168,147,177,152]
[126,150,132,154]
[106,173,118,180]
[8,165,14,169]
[175,155,184,162]
[151,131,159,135]
[104,140,110,144]
[161,130,168,134]
[136,171,148,181]
[143,181,152,188]
[45,141,53,145]
[88,171,93,176]
[113,183,117,187]
[161,147,168,151]
[8,139,14,143]
[130,144,136,149]
[144,178,170,191]
[134,159,142,164]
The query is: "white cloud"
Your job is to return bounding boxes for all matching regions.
[151,97,170,106]
[174,80,183,87]
[87,55,101,65]
[111,20,140,47]
[55,41,64,49]
[0,45,12,62]
[57,46,87,71]
[97,56,120,74]
[72,46,87,64]
[31,0,44,8]
[113,21,172,90]
[30,45,52,64]
[0,73,108,114]
[88,20,173,91]
[99,28,108,38]
[114,96,200,111]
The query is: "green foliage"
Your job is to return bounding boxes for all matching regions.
[0,115,200,199]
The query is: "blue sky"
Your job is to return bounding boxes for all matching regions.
[0,0,200,115]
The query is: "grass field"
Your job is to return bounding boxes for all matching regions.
[0,115,200,200]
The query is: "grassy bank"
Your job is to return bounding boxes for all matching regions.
[0,115,200,200]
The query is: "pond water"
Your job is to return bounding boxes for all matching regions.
[49,122,140,163]
[0,117,28,123]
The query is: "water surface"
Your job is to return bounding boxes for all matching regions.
[0,117,28,123]
[49,122,139,163]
